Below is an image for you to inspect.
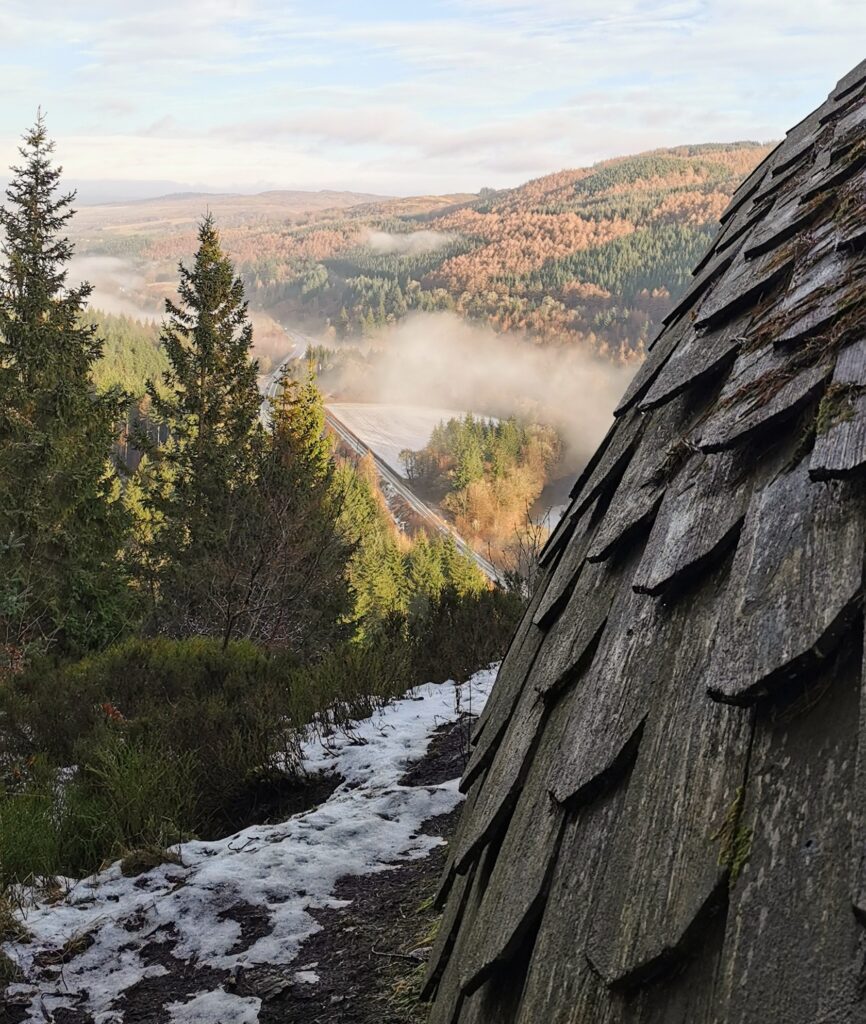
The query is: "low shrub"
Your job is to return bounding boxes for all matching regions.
[408,586,524,685]
[0,782,59,887]
[0,584,523,890]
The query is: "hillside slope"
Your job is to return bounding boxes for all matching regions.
[72,144,772,362]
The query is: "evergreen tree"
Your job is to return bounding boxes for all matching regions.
[439,534,486,596]
[453,431,484,490]
[407,533,446,602]
[273,369,332,484]
[0,115,130,660]
[139,215,263,635]
[334,457,407,627]
[247,369,352,653]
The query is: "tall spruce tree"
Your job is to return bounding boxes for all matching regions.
[246,369,352,652]
[0,115,129,662]
[139,215,263,636]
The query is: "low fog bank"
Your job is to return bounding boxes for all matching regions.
[69,256,163,320]
[328,312,634,472]
[248,314,300,374]
[364,229,455,255]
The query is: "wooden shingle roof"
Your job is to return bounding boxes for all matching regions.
[426,60,866,1024]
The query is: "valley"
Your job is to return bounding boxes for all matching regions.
[88,141,770,574]
[73,141,770,360]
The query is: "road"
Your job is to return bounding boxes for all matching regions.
[323,407,502,585]
[258,327,316,420]
[258,327,503,585]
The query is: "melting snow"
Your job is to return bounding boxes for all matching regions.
[2,668,496,1022]
[166,990,261,1024]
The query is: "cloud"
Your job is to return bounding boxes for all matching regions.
[140,115,185,138]
[2,2,865,194]
[364,230,455,255]
[216,106,418,148]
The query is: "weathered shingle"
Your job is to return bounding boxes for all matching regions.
[696,344,830,452]
[631,448,747,596]
[580,579,751,989]
[707,462,864,704]
[428,61,866,1024]
[638,316,745,412]
[810,337,866,478]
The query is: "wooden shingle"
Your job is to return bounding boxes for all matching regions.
[429,61,866,1024]
[810,337,866,479]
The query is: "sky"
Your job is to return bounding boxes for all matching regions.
[2,1,866,200]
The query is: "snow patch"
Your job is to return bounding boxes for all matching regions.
[166,989,261,1023]
[2,668,496,1023]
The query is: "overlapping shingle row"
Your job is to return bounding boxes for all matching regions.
[426,59,866,1024]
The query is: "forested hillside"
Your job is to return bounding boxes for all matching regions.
[403,415,562,552]
[74,143,771,363]
[88,310,166,394]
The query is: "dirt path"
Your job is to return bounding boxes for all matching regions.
[259,719,471,1024]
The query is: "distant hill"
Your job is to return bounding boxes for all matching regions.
[71,142,773,360]
[70,188,394,238]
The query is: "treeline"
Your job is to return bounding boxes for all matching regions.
[403,414,562,549]
[89,310,167,396]
[0,120,521,897]
[128,142,767,358]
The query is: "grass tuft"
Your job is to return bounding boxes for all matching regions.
[0,894,30,944]
[120,845,184,878]
[0,950,22,986]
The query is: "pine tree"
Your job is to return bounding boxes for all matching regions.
[140,215,263,635]
[0,115,130,661]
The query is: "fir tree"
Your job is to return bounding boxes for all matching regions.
[140,215,263,635]
[453,432,484,490]
[439,534,485,596]
[335,457,407,627]
[0,115,130,660]
[272,369,332,484]
[407,533,446,602]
